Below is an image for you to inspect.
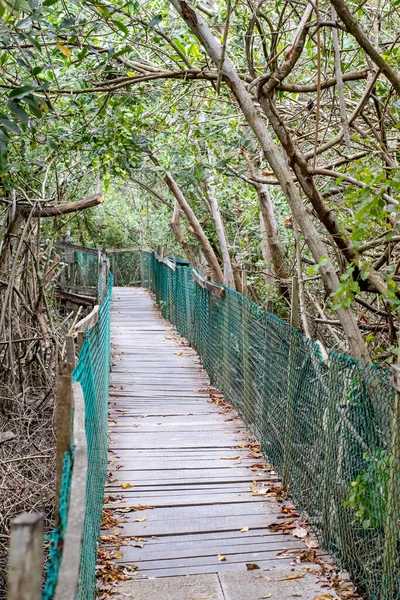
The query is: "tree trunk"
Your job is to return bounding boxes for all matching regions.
[259,212,272,288]
[169,200,201,268]
[150,154,224,284]
[256,183,290,299]
[203,174,235,288]
[167,0,370,364]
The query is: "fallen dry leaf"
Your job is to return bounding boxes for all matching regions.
[112,552,123,559]
[292,527,308,538]
[218,554,226,561]
[260,595,272,599]
[314,595,333,600]
[241,526,249,533]
[220,456,240,460]
[296,549,317,563]
[305,535,319,549]
[177,351,183,356]
[121,483,134,489]
[277,573,304,581]
[135,515,147,522]
[246,563,260,570]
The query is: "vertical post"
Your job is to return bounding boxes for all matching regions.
[242,297,252,424]
[321,361,337,549]
[65,334,75,369]
[282,276,300,490]
[101,257,108,300]
[96,248,101,303]
[290,276,299,329]
[381,352,400,600]
[7,512,43,600]
[77,331,85,353]
[112,253,116,286]
[55,362,73,517]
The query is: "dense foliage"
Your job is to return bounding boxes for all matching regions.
[1,0,400,364]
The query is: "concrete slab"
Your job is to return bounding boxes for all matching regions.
[219,567,340,600]
[112,573,224,600]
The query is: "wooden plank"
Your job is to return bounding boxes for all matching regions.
[54,289,96,306]
[103,514,274,537]
[55,383,88,600]
[106,247,140,253]
[55,362,73,517]
[7,513,43,600]
[103,531,293,548]
[125,558,311,578]
[103,494,266,508]
[110,540,307,563]
[54,241,98,256]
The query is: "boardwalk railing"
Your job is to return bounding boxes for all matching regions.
[8,269,113,600]
[141,249,400,600]
[45,270,113,600]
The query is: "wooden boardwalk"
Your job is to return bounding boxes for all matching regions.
[102,287,323,579]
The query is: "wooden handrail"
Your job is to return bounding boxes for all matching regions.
[155,253,176,272]
[73,305,99,335]
[105,247,140,253]
[54,241,98,256]
[55,382,88,600]
[73,305,99,351]
[192,269,225,298]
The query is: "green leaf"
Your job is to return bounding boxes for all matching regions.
[9,85,35,100]
[0,118,21,134]
[148,14,162,28]
[3,0,31,14]
[0,139,8,172]
[7,100,29,124]
[112,19,128,35]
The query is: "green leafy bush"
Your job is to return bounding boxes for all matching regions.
[345,448,390,530]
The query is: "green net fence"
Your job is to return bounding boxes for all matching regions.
[75,250,99,288]
[141,250,400,600]
[42,272,113,600]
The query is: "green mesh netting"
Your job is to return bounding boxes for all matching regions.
[75,251,99,288]
[108,250,141,287]
[42,451,74,600]
[140,250,400,600]
[73,272,112,600]
[42,272,112,600]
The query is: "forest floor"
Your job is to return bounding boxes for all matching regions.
[0,381,56,596]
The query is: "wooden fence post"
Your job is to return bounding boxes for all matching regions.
[96,248,102,303]
[112,253,116,286]
[282,276,300,490]
[65,334,75,369]
[290,276,299,329]
[7,512,43,600]
[55,362,73,518]
[101,257,108,300]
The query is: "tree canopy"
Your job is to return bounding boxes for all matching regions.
[1,0,400,364]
